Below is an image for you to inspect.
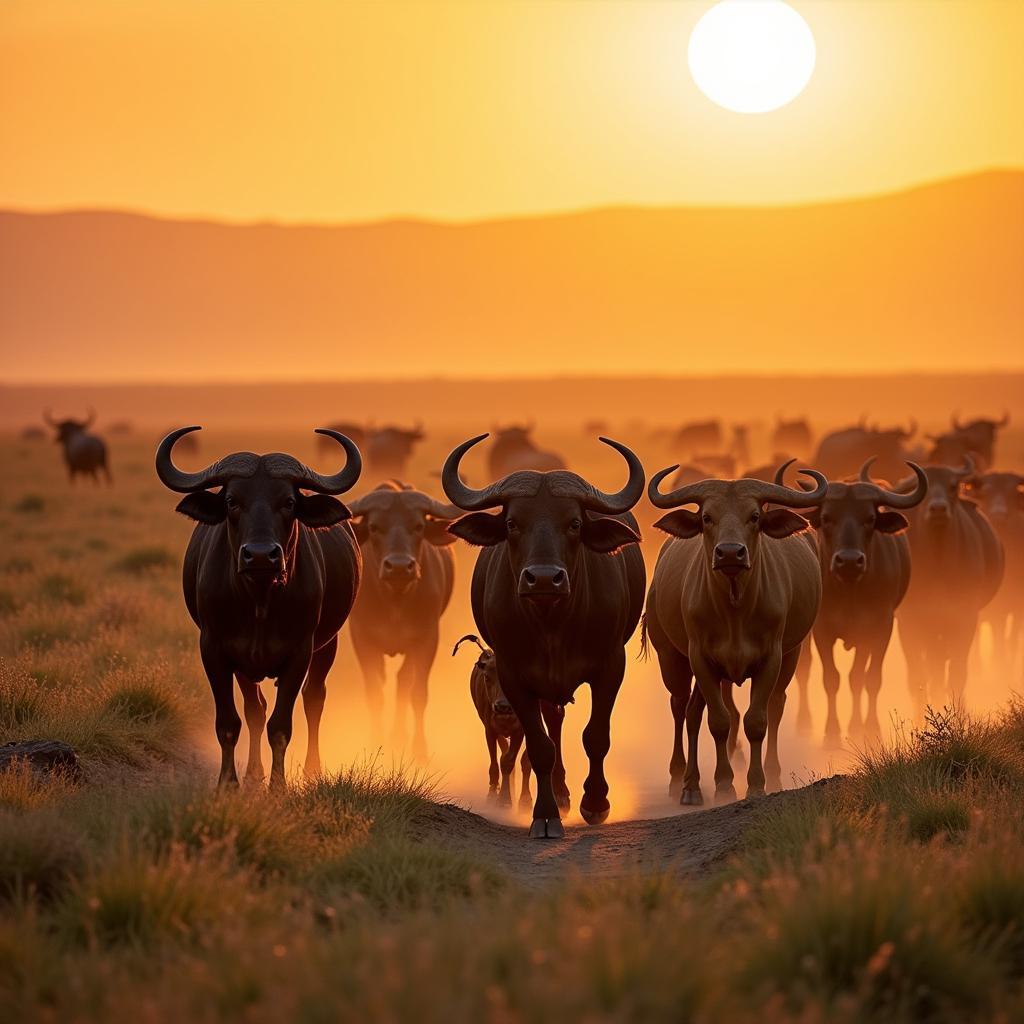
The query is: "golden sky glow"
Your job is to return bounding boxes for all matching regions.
[2,0,1022,222]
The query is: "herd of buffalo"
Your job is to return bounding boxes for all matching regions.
[26,409,1022,838]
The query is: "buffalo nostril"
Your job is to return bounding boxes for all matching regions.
[552,570,566,587]
[523,570,537,587]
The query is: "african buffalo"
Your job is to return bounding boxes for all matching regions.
[813,421,915,484]
[927,413,1009,471]
[673,419,722,454]
[897,458,1004,715]
[156,426,362,788]
[771,417,813,456]
[965,471,1023,673]
[455,633,541,811]
[347,482,460,761]
[644,468,828,804]
[45,409,111,484]
[487,426,567,479]
[365,425,424,480]
[785,457,927,743]
[443,435,646,838]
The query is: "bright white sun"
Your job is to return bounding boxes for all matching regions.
[688,0,816,114]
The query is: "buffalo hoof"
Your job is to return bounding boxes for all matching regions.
[668,777,683,799]
[580,803,609,825]
[496,792,513,809]
[714,785,737,805]
[486,787,499,804]
[746,786,766,799]
[680,789,703,806]
[529,817,565,840]
[518,798,533,816]
[822,728,843,751]
[242,772,265,790]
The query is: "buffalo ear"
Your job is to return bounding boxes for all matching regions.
[802,507,821,529]
[582,515,641,554]
[425,518,459,546]
[175,491,226,525]
[760,508,809,539]
[296,494,351,528]
[875,510,909,534]
[447,512,507,547]
[653,509,701,539]
[350,517,369,544]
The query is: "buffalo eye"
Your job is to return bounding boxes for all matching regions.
[569,518,582,532]
[283,497,296,513]
[702,512,713,526]
[414,521,425,533]
[750,510,760,524]
[507,518,519,533]
[225,494,240,511]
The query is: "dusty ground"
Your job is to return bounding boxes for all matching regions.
[414,777,839,886]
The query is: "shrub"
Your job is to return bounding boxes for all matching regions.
[38,573,87,607]
[114,546,177,575]
[13,495,44,514]
[0,811,83,902]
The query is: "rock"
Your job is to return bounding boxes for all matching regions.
[0,740,84,781]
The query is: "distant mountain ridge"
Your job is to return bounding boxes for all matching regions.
[1,171,1021,381]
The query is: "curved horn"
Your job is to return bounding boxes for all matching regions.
[296,429,362,494]
[83,408,96,428]
[858,457,877,482]
[773,458,797,486]
[452,634,487,657]
[579,437,645,514]
[442,434,503,511]
[997,411,1010,428]
[423,496,462,520]
[952,411,965,431]
[648,466,712,509]
[863,461,928,508]
[155,426,217,492]
[43,409,58,427]
[954,454,976,481]
[905,418,917,438]
[755,470,829,507]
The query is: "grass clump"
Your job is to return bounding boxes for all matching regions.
[114,546,177,575]
[13,494,44,514]
[38,573,88,607]
[0,811,83,903]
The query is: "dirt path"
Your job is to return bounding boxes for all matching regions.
[415,776,839,886]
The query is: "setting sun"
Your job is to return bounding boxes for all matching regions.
[688,0,816,113]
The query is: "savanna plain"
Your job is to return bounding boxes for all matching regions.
[3,412,1024,1024]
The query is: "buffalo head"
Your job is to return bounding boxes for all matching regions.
[897,457,976,529]
[44,408,95,447]
[443,434,644,605]
[962,471,1024,528]
[453,634,514,724]
[349,482,460,594]
[648,464,828,578]
[156,426,361,584]
[788,458,927,583]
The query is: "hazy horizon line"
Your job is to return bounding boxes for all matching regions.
[2,167,1020,232]
[4,367,1024,390]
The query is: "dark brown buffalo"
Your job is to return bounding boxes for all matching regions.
[443,435,646,838]
[812,421,915,484]
[965,471,1024,672]
[487,425,566,479]
[365,424,424,479]
[644,468,828,804]
[156,426,362,788]
[927,413,1009,471]
[771,417,813,455]
[897,458,1004,715]
[45,409,111,484]
[785,458,927,743]
[456,633,534,810]
[347,482,459,761]
[673,419,722,454]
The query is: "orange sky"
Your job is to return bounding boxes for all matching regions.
[2,0,1023,222]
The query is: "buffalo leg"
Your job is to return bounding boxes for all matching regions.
[847,644,868,740]
[200,638,241,788]
[519,744,533,814]
[237,674,267,784]
[765,647,799,793]
[693,655,735,803]
[401,636,437,764]
[485,726,500,800]
[498,731,523,808]
[509,687,562,839]
[814,627,842,747]
[863,623,893,740]
[351,631,386,744]
[723,682,741,760]
[654,640,692,798]
[744,650,784,799]
[580,649,625,825]
[302,635,337,778]
[681,685,705,806]
[266,643,314,790]
[794,638,813,736]
[948,618,977,705]
[541,702,570,811]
